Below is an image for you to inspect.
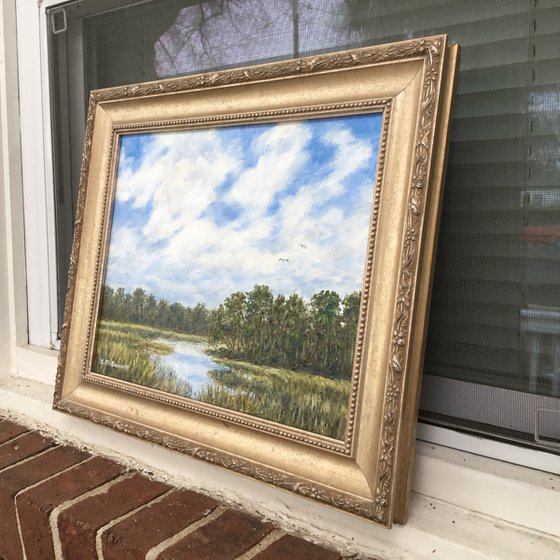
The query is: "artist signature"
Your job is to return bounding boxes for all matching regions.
[100,358,130,371]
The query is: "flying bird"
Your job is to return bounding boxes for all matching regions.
[278,258,289,262]
[299,243,307,249]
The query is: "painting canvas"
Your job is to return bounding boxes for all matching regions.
[54,37,459,526]
[93,113,382,440]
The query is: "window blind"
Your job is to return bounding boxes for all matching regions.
[48,0,560,451]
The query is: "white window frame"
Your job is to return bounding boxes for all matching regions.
[17,0,59,350]
[11,0,560,476]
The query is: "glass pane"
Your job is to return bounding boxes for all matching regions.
[48,0,560,451]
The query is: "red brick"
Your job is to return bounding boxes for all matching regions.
[158,508,274,560]
[57,473,171,560]
[17,456,127,560]
[0,446,89,560]
[102,488,219,560]
[0,419,29,444]
[0,432,54,470]
[253,534,342,560]
[0,423,348,560]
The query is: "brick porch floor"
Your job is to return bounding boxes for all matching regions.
[0,417,365,560]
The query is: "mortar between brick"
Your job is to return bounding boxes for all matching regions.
[145,504,227,560]
[95,488,176,560]
[15,456,93,560]
[235,528,285,560]
[0,446,55,475]
[49,473,134,560]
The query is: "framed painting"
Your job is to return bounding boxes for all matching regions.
[54,35,459,526]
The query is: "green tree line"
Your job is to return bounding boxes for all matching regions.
[100,284,361,379]
[100,286,212,335]
[209,285,360,379]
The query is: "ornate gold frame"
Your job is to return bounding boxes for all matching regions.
[53,35,458,526]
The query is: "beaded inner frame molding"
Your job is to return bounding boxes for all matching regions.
[54,35,459,527]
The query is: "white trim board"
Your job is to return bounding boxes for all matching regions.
[0,375,559,560]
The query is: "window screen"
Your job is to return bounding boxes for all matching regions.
[47,0,560,454]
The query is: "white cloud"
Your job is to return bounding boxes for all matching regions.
[104,225,157,291]
[225,122,311,220]
[106,116,379,307]
[117,129,241,241]
[320,126,376,195]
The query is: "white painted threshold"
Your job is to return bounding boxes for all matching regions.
[0,375,559,560]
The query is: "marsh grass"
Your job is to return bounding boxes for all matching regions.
[93,321,193,397]
[199,357,350,440]
[100,321,206,344]
[94,321,350,439]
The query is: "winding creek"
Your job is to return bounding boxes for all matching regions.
[154,338,227,396]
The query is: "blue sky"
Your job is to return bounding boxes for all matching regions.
[104,113,382,308]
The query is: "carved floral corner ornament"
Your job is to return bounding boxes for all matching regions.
[54,35,459,527]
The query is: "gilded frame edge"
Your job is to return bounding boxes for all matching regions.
[53,35,459,527]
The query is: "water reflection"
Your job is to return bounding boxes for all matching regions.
[155,338,227,396]
[154,0,362,78]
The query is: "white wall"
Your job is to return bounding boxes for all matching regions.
[0,0,27,377]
